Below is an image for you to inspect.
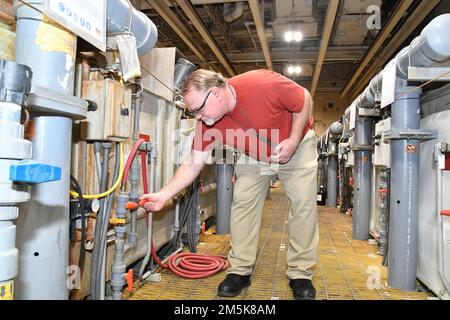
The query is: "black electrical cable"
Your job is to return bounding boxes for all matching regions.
[69,175,86,294]
[187,178,201,253]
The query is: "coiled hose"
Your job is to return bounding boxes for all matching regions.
[139,152,229,279]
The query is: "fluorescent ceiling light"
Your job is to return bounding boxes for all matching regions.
[284,31,293,42]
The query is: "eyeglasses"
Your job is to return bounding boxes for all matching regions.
[186,89,213,117]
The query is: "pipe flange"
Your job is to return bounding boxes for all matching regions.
[384,129,438,142]
[0,140,33,159]
[0,206,19,221]
[326,152,339,157]
[351,145,374,152]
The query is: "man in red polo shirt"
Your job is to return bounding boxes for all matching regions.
[140,69,318,300]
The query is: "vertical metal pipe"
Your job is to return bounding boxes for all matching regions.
[13,1,77,299]
[326,142,338,207]
[215,163,233,234]
[353,117,373,240]
[388,94,421,291]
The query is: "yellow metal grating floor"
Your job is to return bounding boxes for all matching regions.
[125,183,433,300]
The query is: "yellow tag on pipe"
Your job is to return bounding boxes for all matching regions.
[0,281,14,300]
[110,218,126,225]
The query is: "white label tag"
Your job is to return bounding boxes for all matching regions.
[317,195,322,201]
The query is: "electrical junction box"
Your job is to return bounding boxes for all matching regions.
[373,118,391,167]
[80,79,132,141]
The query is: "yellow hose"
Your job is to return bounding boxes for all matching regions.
[70,143,124,199]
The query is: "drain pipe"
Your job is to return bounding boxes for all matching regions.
[91,142,111,300]
[126,78,143,252]
[326,141,338,207]
[224,2,245,23]
[385,14,450,291]
[215,148,234,234]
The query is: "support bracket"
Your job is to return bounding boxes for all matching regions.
[384,129,437,142]
[408,67,450,82]
[26,85,87,120]
[351,145,374,152]
[358,108,381,117]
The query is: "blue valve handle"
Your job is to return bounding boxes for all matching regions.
[9,161,62,184]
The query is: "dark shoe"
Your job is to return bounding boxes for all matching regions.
[289,279,316,300]
[218,274,251,297]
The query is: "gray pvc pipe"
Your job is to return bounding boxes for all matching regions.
[326,142,338,208]
[352,117,372,240]
[106,0,158,56]
[91,143,110,300]
[388,95,421,291]
[216,164,233,234]
[15,117,72,300]
[13,1,76,95]
[396,14,450,79]
[14,0,76,300]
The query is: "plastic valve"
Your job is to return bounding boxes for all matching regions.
[9,161,61,184]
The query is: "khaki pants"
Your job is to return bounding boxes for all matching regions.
[227,130,319,280]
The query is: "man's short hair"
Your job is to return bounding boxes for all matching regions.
[182,69,228,96]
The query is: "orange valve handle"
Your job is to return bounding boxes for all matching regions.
[125,202,139,210]
[441,210,450,217]
[124,269,134,292]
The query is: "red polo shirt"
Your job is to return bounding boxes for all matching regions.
[192,69,313,162]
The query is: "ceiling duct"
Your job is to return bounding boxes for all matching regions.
[223,2,245,23]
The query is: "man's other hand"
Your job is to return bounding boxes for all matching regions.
[270,137,298,164]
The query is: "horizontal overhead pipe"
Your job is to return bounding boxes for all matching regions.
[107,0,158,55]
[395,14,450,79]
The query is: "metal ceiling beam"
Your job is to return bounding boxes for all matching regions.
[248,0,273,70]
[174,0,236,76]
[310,0,340,97]
[340,0,416,98]
[184,49,366,64]
[145,0,210,67]
[350,0,441,99]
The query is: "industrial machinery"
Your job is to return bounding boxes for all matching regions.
[318,14,450,298]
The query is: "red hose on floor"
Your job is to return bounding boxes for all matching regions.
[139,147,229,278]
[167,253,229,279]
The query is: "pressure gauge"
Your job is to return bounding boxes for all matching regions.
[90,199,100,213]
